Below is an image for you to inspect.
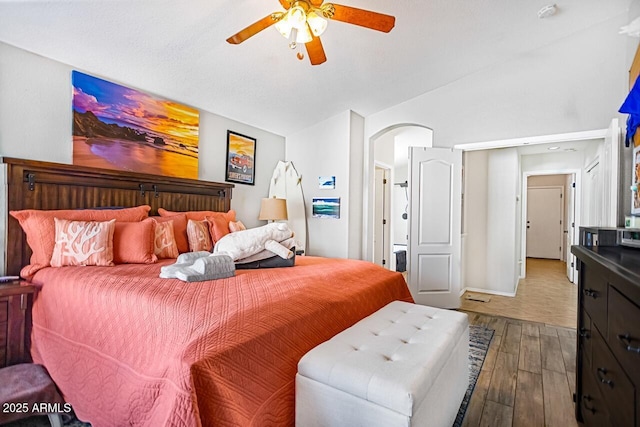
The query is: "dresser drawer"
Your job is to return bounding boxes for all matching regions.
[0,300,7,323]
[608,286,640,385]
[592,328,635,427]
[580,360,611,427]
[580,310,593,367]
[581,265,608,333]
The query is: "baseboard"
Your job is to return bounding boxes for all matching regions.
[463,287,517,298]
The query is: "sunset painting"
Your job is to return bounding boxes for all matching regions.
[72,71,199,179]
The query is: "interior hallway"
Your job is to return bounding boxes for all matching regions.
[460,258,577,328]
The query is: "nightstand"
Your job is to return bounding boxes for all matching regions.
[0,281,35,368]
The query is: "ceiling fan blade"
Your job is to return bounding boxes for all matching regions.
[330,4,395,33]
[305,35,327,65]
[309,0,324,6]
[279,0,291,9]
[226,13,281,44]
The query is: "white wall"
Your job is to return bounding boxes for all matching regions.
[485,148,520,295]
[462,150,488,291]
[285,110,364,258]
[0,42,286,273]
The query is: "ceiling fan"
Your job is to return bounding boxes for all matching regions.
[226,0,395,65]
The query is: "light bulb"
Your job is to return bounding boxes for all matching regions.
[289,6,306,30]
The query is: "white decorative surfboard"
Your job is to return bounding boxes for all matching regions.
[268,161,308,253]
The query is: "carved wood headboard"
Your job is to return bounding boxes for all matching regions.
[4,157,234,276]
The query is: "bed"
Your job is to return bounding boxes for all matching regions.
[4,158,413,427]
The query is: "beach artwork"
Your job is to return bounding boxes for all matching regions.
[318,176,336,189]
[226,130,256,185]
[312,197,340,219]
[72,71,199,179]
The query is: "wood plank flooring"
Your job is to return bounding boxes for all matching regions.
[460,258,577,328]
[461,311,578,427]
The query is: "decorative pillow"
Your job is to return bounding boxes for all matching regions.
[152,214,189,253]
[229,220,247,233]
[159,208,236,223]
[206,215,234,244]
[50,218,116,267]
[113,218,158,264]
[10,205,151,278]
[186,219,213,252]
[152,219,179,259]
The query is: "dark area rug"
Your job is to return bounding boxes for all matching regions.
[7,325,494,427]
[453,324,495,427]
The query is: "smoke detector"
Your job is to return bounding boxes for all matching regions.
[537,4,557,19]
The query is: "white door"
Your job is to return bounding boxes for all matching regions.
[566,176,576,282]
[527,187,563,259]
[408,147,462,309]
[586,160,602,227]
[602,118,620,226]
[373,167,390,267]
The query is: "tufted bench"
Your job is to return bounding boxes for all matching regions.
[296,301,469,427]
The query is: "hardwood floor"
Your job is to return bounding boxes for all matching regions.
[460,258,577,328]
[461,311,578,427]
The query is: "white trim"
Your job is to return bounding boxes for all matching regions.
[462,287,517,298]
[453,129,607,151]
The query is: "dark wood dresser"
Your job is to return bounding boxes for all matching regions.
[572,230,640,427]
[0,281,34,368]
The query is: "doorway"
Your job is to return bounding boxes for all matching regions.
[527,186,563,260]
[522,172,579,284]
[368,125,434,280]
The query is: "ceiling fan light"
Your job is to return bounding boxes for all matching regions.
[275,17,293,38]
[289,6,307,30]
[307,11,327,36]
[295,24,313,44]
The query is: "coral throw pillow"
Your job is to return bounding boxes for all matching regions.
[152,214,189,253]
[113,218,158,264]
[50,218,116,267]
[186,219,213,252]
[153,219,179,259]
[206,215,234,244]
[10,205,150,278]
[229,220,247,233]
[159,208,236,223]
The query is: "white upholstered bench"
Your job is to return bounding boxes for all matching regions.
[296,301,469,427]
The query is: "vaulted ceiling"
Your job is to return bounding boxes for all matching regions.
[0,0,632,136]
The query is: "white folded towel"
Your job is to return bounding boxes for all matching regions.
[160,253,235,282]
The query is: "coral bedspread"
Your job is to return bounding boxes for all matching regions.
[29,256,413,427]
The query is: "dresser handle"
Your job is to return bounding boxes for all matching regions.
[596,368,613,387]
[617,333,640,354]
[579,328,590,339]
[582,395,597,414]
[583,289,598,298]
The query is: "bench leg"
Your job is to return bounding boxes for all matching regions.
[47,413,63,427]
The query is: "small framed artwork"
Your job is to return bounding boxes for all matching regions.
[318,176,336,189]
[226,130,256,185]
[633,145,640,214]
[312,197,340,219]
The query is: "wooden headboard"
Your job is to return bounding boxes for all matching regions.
[4,157,234,276]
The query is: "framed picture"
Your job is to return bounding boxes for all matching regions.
[225,130,256,185]
[72,71,199,179]
[312,197,340,219]
[318,176,336,189]
[633,145,640,215]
